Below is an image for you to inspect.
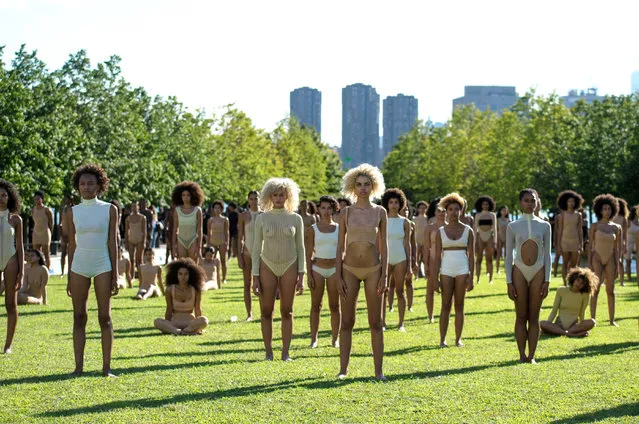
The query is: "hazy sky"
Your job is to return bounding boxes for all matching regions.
[2,0,638,146]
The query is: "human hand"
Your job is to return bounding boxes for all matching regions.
[507,283,517,300]
[540,281,549,299]
[466,276,474,292]
[237,254,245,270]
[377,275,387,297]
[252,276,262,296]
[296,273,304,295]
[111,276,120,296]
[338,276,347,298]
[307,273,315,290]
[15,273,23,291]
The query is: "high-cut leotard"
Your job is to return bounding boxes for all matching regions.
[414,216,428,246]
[71,198,113,279]
[505,213,551,283]
[32,206,51,246]
[440,225,470,277]
[251,208,305,277]
[476,217,494,243]
[498,218,509,243]
[560,212,581,252]
[546,286,589,330]
[312,223,338,278]
[208,216,226,247]
[176,206,200,249]
[342,206,383,280]
[128,214,144,244]
[387,217,407,266]
[593,229,616,266]
[0,209,16,271]
[626,221,638,260]
[243,210,261,254]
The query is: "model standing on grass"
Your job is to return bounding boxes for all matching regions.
[31,190,53,270]
[495,206,510,275]
[238,190,262,321]
[125,201,146,280]
[555,190,584,285]
[172,181,204,264]
[612,198,629,287]
[65,164,119,377]
[207,200,229,285]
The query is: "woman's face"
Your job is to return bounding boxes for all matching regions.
[177,267,190,285]
[436,206,446,220]
[300,201,307,213]
[181,190,192,205]
[567,197,575,210]
[447,203,461,220]
[271,189,287,209]
[571,277,585,293]
[205,251,213,260]
[79,174,99,199]
[248,193,258,209]
[144,251,154,263]
[388,197,400,213]
[482,201,489,211]
[0,188,8,209]
[213,204,223,215]
[601,204,612,219]
[418,204,426,215]
[29,251,39,264]
[131,202,139,213]
[34,195,44,207]
[319,201,333,219]
[355,175,372,199]
[500,207,509,218]
[520,193,536,214]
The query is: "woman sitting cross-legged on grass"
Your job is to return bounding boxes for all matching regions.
[154,258,208,335]
[540,267,597,337]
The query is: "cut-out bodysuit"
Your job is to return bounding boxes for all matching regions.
[505,213,551,283]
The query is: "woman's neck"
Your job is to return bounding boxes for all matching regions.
[388,210,399,218]
[355,197,372,208]
[320,215,333,224]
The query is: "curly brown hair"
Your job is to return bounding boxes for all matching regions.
[381,188,407,212]
[0,179,22,213]
[474,195,495,212]
[317,195,338,213]
[567,267,598,295]
[593,194,619,220]
[72,163,110,194]
[416,200,428,210]
[165,258,205,292]
[171,181,204,207]
[616,197,629,218]
[556,190,584,211]
[630,205,638,221]
[440,192,466,211]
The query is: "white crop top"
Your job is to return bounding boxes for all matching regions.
[313,223,338,259]
[440,225,470,249]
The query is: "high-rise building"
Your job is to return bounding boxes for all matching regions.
[383,94,418,159]
[632,71,639,93]
[561,88,604,108]
[453,86,518,114]
[341,83,380,168]
[290,87,321,135]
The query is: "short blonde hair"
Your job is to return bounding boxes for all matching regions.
[440,192,466,210]
[259,178,300,213]
[342,163,385,201]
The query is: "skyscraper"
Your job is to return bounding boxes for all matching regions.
[632,71,639,93]
[382,94,418,159]
[341,83,380,169]
[290,87,321,135]
[453,86,518,114]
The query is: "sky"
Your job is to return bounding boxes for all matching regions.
[2,0,639,147]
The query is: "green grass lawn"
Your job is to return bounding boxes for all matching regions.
[1,259,637,423]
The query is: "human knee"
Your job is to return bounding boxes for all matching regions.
[153,318,164,328]
[329,303,340,314]
[199,316,209,326]
[368,318,383,332]
[260,309,273,321]
[311,301,323,313]
[341,317,355,331]
[74,311,88,325]
[454,298,465,310]
[280,306,293,320]
[5,300,17,314]
[98,313,112,329]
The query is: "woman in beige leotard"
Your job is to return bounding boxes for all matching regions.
[18,250,48,305]
[336,163,388,380]
[612,198,629,287]
[238,190,261,321]
[474,195,497,285]
[305,195,340,348]
[403,205,417,312]
[251,178,305,361]
[171,181,204,264]
[202,247,221,291]
[423,201,446,323]
[413,201,429,279]
[299,200,317,229]
[626,205,638,282]
[588,194,622,326]
[555,190,584,285]
[136,248,164,300]
[59,195,74,276]
[31,190,53,270]
[125,201,146,280]
[0,179,24,354]
[154,258,208,335]
[117,249,132,289]
[495,206,510,275]
[207,200,229,285]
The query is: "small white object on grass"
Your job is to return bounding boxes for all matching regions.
[230,315,237,322]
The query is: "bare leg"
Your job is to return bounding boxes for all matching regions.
[553,250,560,278]
[187,242,200,264]
[475,241,484,284]
[362,268,385,380]
[219,245,228,283]
[387,272,395,312]
[496,241,502,274]
[540,320,568,336]
[566,319,596,337]
[339,269,360,377]
[406,275,414,311]
[69,272,91,374]
[485,245,494,283]
[94,272,115,377]
[183,316,209,334]
[603,260,616,325]
[61,250,67,275]
[135,242,144,274]
[526,273,545,363]
[392,261,407,330]
[439,275,455,347]
[258,260,278,360]
[453,274,467,345]
[242,252,253,320]
[154,318,181,335]
[309,271,326,348]
[3,257,18,353]
[326,273,341,347]
[625,258,632,282]
[426,258,437,323]
[17,293,42,305]
[42,243,51,270]
[590,256,604,319]
[512,268,530,363]
[278,263,298,361]
[618,258,624,286]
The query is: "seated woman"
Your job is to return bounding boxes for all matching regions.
[154,258,208,335]
[117,249,132,289]
[18,250,49,305]
[541,267,597,337]
[136,248,164,300]
[201,247,221,291]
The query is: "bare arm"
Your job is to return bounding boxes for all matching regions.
[194,291,202,317]
[172,209,178,256]
[423,226,431,274]
[251,214,264,276]
[577,214,584,251]
[164,287,173,320]
[403,219,412,274]
[588,226,596,269]
[66,209,76,292]
[579,293,588,322]
[108,205,119,295]
[556,214,564,255]
[295,215,306,274]
[378,208,389,284]
[543,221,552,284]
[492,212,498,247]
[505,223,514,284]
[156,266,164,295]
[467,228,475,281]
[305,226,315,282]
[224,217,229,247]
[41,267,49,305]
[409,222,417,270]
[141,215,147,246]
[124,217,130,246]
[46,208,53,232]
[197,209,203,250]
[237,213,246,253]
[434,229,442,283]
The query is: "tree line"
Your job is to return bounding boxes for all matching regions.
[382,92,639,211]
[0,45,343,210]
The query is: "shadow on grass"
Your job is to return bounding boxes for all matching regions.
[549,402,639,423]
[116,346,265,360]
[466,292,507,300]
[465,331,512,341]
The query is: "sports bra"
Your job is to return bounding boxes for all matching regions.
[313,223,338,259]
[345,206,380,247]
[171,285,196,313]
[440,226,469,249]
[478,218,493,226]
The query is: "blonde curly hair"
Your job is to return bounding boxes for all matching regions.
[342,163,385,201]
[440,192,466,210]
[259,177,300,213]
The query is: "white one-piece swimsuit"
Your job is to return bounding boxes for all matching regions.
[71,197,112,279]
[388,217,407,266]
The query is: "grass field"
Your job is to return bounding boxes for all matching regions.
[1,259,637,423]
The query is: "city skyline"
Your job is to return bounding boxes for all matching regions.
[341,83,380,168]
[290,87,322,135]
[2,1,638,148]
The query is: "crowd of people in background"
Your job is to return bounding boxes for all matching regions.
[0,162,636,380]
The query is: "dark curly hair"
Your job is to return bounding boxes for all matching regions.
[211,200,224,211]
[0,179,22,213]
[556,190,584,211]
[165,258,205,292]
[630,205,638,221]
[337,197,352,207]
[616,197,629,218]
[72,163,110,194]
[317,195,338,213]
[34,190,45,200]
[567,267,598,295]
[381,188,407,212]
[426,197,441,219]
[474,195,495,212]
[592,194,619,221]
[497,206,509,219]
[415,200,428,211]
[440,192,466,211]
[171,181,204,207]
[307,201,317,215]
[519,188,536,201]
[29,249,46,266]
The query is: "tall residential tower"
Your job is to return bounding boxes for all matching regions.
[341,83,380,168]
[382,94,418,159]
[290,87,321,135]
